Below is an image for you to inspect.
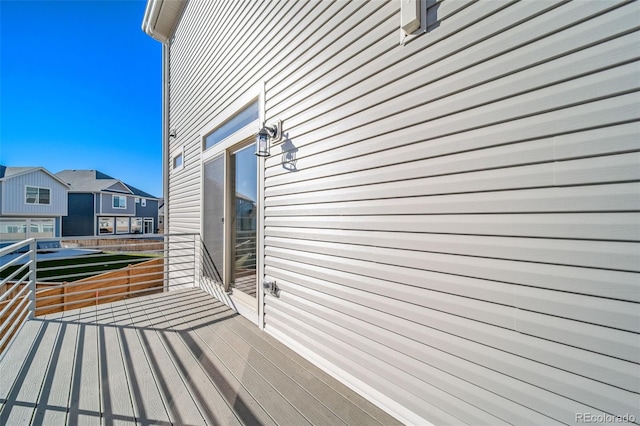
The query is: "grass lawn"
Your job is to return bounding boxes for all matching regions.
[2,252,159,283]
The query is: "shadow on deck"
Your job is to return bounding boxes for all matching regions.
[0,289,399,425]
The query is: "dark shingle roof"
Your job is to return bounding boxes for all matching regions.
[55,169,158,198]
[56,170,127,193]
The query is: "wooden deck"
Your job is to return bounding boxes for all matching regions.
[0,289,400,425]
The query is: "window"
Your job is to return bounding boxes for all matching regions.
[8,224,25,233]
[99,217,114,234]
[205,100,259,150]
[25,186,50,205]
[116,217,129,234]
[135,197,140,203]
[173,152,184,170]
[131,218,142,234]
[173,145,185,171]
[141,199,147,207]
[29,219,55,237]
[0,218,55,239]
[113,195,126,209]
[0,219,27,239]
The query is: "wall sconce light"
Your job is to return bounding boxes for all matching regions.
[255,120,282,157]
[169,129,177,138]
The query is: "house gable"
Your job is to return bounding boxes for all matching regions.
[105,181,133,194]
[0,167,68,216]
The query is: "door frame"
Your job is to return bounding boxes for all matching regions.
[200,87,266,328]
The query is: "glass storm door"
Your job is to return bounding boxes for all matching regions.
[229,143,258,300]
[203,155,225,284]
[203,141,259,320]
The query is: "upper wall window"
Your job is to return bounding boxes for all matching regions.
[113,195,127,209]
[173,151,184,170]
[205,100,259,150]
[25,186,50,205]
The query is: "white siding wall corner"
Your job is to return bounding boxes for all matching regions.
[167,0,640,423]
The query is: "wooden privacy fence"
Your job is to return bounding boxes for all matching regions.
[37,258,164,316]
[0,258,164,346]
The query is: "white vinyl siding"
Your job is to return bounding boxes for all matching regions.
[166,0,640,424]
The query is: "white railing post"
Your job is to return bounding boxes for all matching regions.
[28,238,37,319]
[193,234,198,289]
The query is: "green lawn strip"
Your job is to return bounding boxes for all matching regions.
[1,253,158,283]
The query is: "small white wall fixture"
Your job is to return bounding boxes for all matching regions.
[401,0,421,34]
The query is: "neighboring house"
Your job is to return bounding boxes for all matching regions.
[143,1,640,425]
[56,170,159,237]
[0,165,69,242]
[157,198,164,233]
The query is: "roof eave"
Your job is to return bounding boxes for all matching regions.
[0,167,70,188]
[142,0,187,43]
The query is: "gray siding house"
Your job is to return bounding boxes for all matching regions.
[0,166,69,242]
[56,170,159,236]
[143,1,640,424]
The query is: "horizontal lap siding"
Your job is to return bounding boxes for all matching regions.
[168,0,640,424]
[263,0,640,424]
[167,0,347,233]
[1,171,68,216]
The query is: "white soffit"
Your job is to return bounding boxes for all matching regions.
[142,0,186,43]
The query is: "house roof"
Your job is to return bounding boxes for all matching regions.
[0,165,70,187]
[55,169,158,199]
[125,183,157,199]
[56,169,130,193]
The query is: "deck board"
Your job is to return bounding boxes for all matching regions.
[114,299,172,425]
[0,288,401,426]
[157,295,304,426]
[231,315,403,425]
[68,307,102,426]
[0,319,44,417]
[223,318,392,426]
[99,303,137,425]
[3,315,61,425]
[133,293,244,426]
[124,296,207,426]
[212,322,347,425]
[32,309,79,425]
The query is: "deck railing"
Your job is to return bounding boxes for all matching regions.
[0,239,36,352]
[0,233,221,353]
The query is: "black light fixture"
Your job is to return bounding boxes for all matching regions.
[255,120,282,157]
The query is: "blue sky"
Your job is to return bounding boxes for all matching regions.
[0,0,163,198]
